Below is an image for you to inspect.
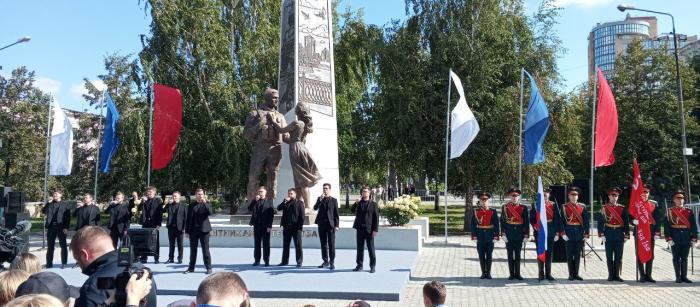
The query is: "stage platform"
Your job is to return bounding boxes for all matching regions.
[50,246,418,304]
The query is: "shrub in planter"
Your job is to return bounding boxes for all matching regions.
[380,195,421,226]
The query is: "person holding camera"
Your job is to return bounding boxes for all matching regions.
[75,193,101,230]
[70,226,157,307]
[184,188,213,274]
[314,183,339,270]
[248,186,275,266]
[107,192,132,248]
[139,186,164,263]
[165,191,187,264]
[42,189,71,269]
[277,188,305,267]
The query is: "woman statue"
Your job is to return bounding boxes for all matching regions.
[268,103,322,208]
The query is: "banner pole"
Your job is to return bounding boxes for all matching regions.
[444,69,453,244]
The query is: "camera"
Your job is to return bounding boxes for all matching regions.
[97,242,152,306]
[0,220,30,265]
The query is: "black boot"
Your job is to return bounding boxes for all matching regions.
[479,259,486,279]
[485,259,493,279]
[674,259,682,283]
[507,260,515,280]
[515,260,523,280]
[681,259,692,283]
[573,258,583,280]
[646,261,655,283]
[545,259,555,281]
[567,261,574,281]
[538,261,545,281]
[614,261,624,282]
[637,260,647,282]
[607,260,614,281]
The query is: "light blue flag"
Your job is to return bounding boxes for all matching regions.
[99,92,120,173]
[523,70,550,165]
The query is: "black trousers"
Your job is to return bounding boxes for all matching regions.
[536,236,555,277]
[565,240,584,276]
[636,237,655,277]
[167,226,184,261]
[319,225,336,264]
[46,226,68,266]
[140,228,160,262]
[109,229,125,248]
[188,231,211,270]
[671,242,691,278]
[282,228,303,265]
[477,241,494,274]
[356,230,376,268]
[253,226,271,263]
[605,240,624,277]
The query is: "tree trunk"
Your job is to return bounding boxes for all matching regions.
[463,185,474,233]
[434,182,440,211]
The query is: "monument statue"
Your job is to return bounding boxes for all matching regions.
[268,102,322,208]
[243,88,287,204]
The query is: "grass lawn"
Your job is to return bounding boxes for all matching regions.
[419,204,467,235]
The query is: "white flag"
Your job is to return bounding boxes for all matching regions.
[49,101,73,175]
[449,71,480,159]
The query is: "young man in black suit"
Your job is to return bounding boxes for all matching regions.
[185,188,213,274]
[165,191,188,264]
[278,188,305,267]
[139,186,164,263]
[352,186,379,273]
[43,189,71,269]
[314,183,339,270]
[107,191,132,248]
[249,186,276,266]
[74,193,101,230]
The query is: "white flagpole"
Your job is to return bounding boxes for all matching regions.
[147,84,154,187]
[41,99,53,249]
[590,69,599,243]
[93,92,106,201]
[444,69,453,244]
[518,68,525,190]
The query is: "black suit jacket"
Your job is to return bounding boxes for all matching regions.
[186,201,213,234]
[139,197,164,228]
[278,199,305,231]
[314,196,340,228]
[165,202,187,232]
[351,200,379,234]
[74,204,101,230]
[43,201,71,229]
[249,199,276,228]
[107,202,131,233]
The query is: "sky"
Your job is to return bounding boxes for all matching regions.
[2,0,699,113]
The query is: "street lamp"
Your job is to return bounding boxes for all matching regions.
[0,36,31,52]
[617,4,693,202]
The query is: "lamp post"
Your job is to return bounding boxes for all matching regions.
[0,36,31,52]
[618,4,693,201]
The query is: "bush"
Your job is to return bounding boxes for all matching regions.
[380,195,421,226]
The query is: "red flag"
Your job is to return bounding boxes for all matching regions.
[629,159,653,264]
[594,68,618,167]
[152,83,182,170]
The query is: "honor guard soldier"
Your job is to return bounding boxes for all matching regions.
[598,187,629,282]
[500,187,529,280]
[562,186,589,281]
[631,184,662,282]
[471,192,500,279]
[530,187,562,281]
[665,190,698,283]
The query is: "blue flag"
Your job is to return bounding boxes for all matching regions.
[523,70,550,165]
[99,92,120,173]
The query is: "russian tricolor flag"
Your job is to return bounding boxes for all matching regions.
[536,176,548,262]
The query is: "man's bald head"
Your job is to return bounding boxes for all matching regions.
[70,226,115,270]
[196,272,248,307]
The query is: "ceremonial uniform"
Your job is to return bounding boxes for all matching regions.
[107,201,131,248]
[664,193,698,283]
[562,199,589,280]
[630,192,662,282]
[471,198,500,279]
[530,196,562,280]
[598,195,629,282]
[501,199,529,280]
[165,201,187,263]
[249,198,276,266]
[42,200,71,268]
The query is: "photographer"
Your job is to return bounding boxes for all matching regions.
[70,226,157,307]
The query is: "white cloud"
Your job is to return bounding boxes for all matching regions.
[34,77,62,96]
[70,79,107,101]
[552,0,615,7]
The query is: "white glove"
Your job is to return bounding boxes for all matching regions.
[554,234,560,242]
[669,240,675,247]
[632,219,639,225]
[563,235,569,241]
[493,239,498,243]
[654,235,661,240]
[503,236,509,243]
[601,237,606,245]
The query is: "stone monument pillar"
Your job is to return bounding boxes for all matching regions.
[276,0,340,206]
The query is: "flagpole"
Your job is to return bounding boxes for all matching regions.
[93,92,106,201]
[444,69,453,244]
[41,99,53,249]
[590,69,599,245]
[147,84,154,187]
[518,68,524,190]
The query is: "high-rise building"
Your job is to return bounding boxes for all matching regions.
[588,14,657,78]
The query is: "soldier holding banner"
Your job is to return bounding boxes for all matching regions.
[562,186,589,281]
[665,190,698,283]
[598,187,629,282]
[630,184,662,283]
[471,192,500,279]
[500,187,529,280]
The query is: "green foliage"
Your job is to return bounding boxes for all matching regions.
[380,195,421,226]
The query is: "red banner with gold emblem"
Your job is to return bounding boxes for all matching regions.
[629,159,652,264]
